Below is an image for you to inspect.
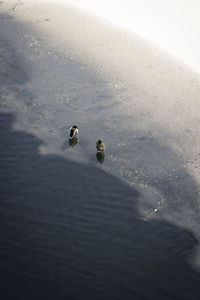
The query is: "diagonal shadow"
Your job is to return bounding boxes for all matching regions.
[0,10,200,300]
[0,114,200,300]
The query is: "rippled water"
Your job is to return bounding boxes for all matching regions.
[1,9,200,300]
[1,112,200,300]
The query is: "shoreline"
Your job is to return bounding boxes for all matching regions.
[1,0,200,267]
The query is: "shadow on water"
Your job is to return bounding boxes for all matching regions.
[1,116,200,300]
[1,11,200,300]
[96,151,105,164]
[69,136,79,147]
[61,137,79,152]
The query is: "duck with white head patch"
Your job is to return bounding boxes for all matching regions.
[69,125,78,139]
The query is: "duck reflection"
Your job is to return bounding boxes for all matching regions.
[96,151,105,164]
[69,136,78,147]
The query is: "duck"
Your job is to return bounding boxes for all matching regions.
[96,139,106,152]
[69,125,78,139]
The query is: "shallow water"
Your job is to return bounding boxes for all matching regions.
[1,9,200,300]
[1,112,200,300]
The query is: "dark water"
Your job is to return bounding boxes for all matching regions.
[1,112,200,300]
[1,12,200,300]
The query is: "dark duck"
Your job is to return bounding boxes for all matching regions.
[69,125,78,139]
[96,139,106,152]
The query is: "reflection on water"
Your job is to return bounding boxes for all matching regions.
[96,151,105,164]
[69,136,79,147]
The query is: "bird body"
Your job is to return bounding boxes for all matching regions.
[96,139,106,152]
[69,125,78,139]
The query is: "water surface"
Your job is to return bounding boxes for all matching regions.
[1,9,200,300]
